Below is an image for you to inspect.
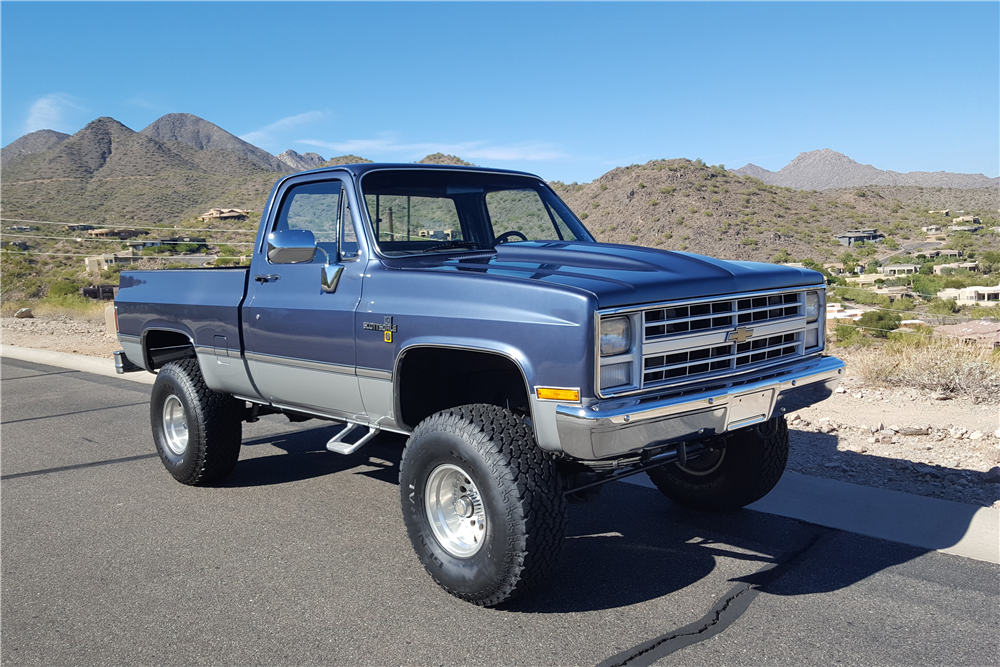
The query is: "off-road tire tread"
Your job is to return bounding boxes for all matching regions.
[648,417,789,511]
[400,403,567,607]
[153,359,242,486]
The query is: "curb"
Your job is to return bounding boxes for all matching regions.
[1,345,156,385]
[4,344,997,564]
[624,472,998,565]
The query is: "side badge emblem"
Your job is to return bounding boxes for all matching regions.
[364,315,399,343]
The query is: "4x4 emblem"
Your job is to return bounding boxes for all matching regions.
[726,327,754,344]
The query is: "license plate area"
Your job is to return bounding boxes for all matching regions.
[727,388,774,429]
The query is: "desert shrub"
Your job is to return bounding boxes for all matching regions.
[927,298,958,315]
[857,310,902,337]
[892,296,915,312]
[844,338,1000,403]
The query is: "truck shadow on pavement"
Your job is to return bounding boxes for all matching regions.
[221,423,946,615]
[222,423,405,488]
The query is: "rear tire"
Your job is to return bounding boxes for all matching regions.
[647,417,789,511]
[150,359,242,485]
[399,404,567,607]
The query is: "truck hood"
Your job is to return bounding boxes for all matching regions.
[393,241,825,309]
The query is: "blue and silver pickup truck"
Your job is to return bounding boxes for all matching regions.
[115,163,844,606]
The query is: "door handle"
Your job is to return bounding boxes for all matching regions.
[254,274,280,283]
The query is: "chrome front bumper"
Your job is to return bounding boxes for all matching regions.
[555,355,845,460]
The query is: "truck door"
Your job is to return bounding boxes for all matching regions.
[244,176,367,420]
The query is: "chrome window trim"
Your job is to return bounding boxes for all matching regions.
[594,284,828,399]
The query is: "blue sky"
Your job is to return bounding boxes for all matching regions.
[2,2,997,183]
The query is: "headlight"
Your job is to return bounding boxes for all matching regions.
[600,317,631,356]
[805,291,820,323]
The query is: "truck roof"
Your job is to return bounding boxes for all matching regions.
[293,162,542,180]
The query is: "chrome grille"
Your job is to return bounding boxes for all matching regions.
[643,333,800,383]
[645,293,800,341]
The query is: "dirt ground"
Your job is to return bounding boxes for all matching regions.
[3,312,998,508]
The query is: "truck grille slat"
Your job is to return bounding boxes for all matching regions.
[634,291,807,390]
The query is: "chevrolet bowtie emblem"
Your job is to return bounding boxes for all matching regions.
[726,327,754,344]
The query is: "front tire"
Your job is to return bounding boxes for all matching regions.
[399,404,567,607]
[150,359,243,485]
[647,417,789,511]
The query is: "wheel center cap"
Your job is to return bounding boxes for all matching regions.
[454,496,473,518]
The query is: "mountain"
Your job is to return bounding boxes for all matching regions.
[1,129,71,166]
[1,116,275,226]
[277,149,326,172]
[140,113,290,173]
[732,149,999,190]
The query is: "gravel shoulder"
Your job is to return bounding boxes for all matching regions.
[3,313,999,509]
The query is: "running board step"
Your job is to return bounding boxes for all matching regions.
[326,423,380,455]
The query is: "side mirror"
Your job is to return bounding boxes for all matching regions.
[267,229,317,264]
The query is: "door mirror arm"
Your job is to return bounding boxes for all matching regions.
[315,246,344,294]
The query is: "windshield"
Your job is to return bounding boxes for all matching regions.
[359,169,594,256]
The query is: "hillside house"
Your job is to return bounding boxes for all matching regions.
[823,263,847,275]
[933,321,1000,349]
[952,216,981,225]
[7,225,34,232]
[834,229,884,247]
[936,286,1000,308]
[418,229,455,241]
[925,249,962,259]
[87,228,144,240]
[826,303,864,322]
[66,224,95,232]
[845,274,881,288]
[933,262,980,275]
[921,225,943,234]
[84,249,142,273]
[161,236,208,249]
[1,241,30,251]
[880,264,919,277]
[928,210,950,216]
[949,225,984,233]
[201,208,248,222]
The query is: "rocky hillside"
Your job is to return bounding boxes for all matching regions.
[0,129,70,166]
[733,149,999,190]
[1,117,277,225]
[140,113,290,173]
[277,149,326,171]
[555,158,999,263]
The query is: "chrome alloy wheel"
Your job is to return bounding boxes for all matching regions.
[161,394,189,456]
[424,464,487,558]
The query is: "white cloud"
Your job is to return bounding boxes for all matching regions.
[24,94,83,134]
[239,111,324,146]
[297,135,566,162]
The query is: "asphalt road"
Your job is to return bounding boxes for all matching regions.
[2,357,997,666]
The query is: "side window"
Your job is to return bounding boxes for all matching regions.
[272,180,342,261]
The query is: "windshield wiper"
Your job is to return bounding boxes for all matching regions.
[421,240,490,253]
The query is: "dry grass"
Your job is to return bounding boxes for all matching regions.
[843,337,1000,403]
[1,298,108,321]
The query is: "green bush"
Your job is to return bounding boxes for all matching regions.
[857,310,902,338]
[928,298,959,315]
